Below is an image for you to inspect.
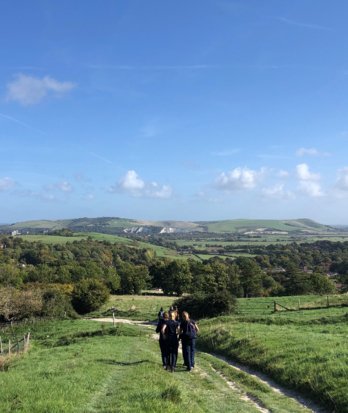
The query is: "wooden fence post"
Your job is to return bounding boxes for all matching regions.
[274,301,277,312]
[327,296,330,308]
[8,340,11,356]
[24,332,30,352]
[0,336,2,354]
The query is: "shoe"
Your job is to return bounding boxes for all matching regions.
[186,367,192,372]
[171,367,175,373]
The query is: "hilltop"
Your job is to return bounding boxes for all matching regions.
[0,216,337,236]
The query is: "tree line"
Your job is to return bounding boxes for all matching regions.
[1,236,346,320]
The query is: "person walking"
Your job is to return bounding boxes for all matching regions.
[161,310,179,372]
[157,306,164,320]
[156,311,169,368]
[180,311,199,371]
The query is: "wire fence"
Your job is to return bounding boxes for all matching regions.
[0,332,30,357]
[236,294,348,316]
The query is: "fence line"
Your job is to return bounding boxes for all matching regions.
[0,332,30,357]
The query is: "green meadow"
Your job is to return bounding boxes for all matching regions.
[0,319,310,413]
[1,294,347,412]
[198,300,348,412]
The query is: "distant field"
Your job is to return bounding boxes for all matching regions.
[236,294,348,316]
[197,218,330,233]
[19,233,180,258]
[93,294,175,321]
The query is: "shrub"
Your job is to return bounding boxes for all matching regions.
[41,289,77,318]
[72,278,109,314]
[174,291,237,319]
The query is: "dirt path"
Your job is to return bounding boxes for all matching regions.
[89,317,327,413]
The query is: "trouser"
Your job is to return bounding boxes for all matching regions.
[167,340,178,368]
[182,339,195,369]
[159,339,167,366]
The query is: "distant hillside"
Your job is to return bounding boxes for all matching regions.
[0,216,337,236]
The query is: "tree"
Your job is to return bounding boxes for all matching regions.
[235,257,264,297]
[161,260,192,296]
[72,279,109,314]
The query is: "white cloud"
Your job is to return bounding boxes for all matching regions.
[215,167,264,190]
[262,184,294,199]
[112,170,172,199]
[119,170,145,191]
[299,181,324,197]
[296,163,323,197]
[147,182,172,199]
[335,167,348,191]
[0,177,15,191]
[296,147,330,157]
[296,163,320,181]
[6,74,76,105]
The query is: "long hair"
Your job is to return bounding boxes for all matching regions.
[182,311,190,321]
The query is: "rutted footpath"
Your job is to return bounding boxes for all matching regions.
[92,317,326,413]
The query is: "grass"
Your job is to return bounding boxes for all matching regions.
[0,318,310,413]
[91,294,176,321]
[198,303,348,412]
[236,294,348,315]
[2,294,347,411]
[19,233,180,258]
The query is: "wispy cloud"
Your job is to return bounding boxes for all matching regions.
[6,74,76,105]
[215,167,265,191]
[90,152,113,165]
[0,112,46,135]
[274,16,333,31]
[262,183,294,200]
[0,177,16,191]
[296,147,331,157]
[110,170,172,199]
[335,167,348,191]
[56,181,73,193]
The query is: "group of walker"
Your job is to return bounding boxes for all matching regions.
[156,306,199,373]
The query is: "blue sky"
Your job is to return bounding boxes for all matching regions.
[1,0,348,224]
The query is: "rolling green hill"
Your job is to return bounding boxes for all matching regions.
[0,216,336,236]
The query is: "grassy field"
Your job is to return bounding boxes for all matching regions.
[2,293,347,411]
[92,294,175,321]
[0,319,311,413]
[19,233,180,258]
[198,296,348,413]
[236,294,348,315]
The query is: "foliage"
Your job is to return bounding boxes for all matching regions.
[72,278,109,314]
[0,285,75,321]
[174,291,237,319]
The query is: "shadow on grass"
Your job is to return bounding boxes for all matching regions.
[98,359,152,366]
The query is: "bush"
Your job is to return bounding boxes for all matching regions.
[174,291,237,319]
[0,286,77,321]
[72,279,109,314]
[41,289,77,318]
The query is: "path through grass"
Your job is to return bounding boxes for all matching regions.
[0,319,314,413]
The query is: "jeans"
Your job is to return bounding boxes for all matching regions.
[182,339,195,369]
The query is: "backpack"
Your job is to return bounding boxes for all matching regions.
[185,321,196,340]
